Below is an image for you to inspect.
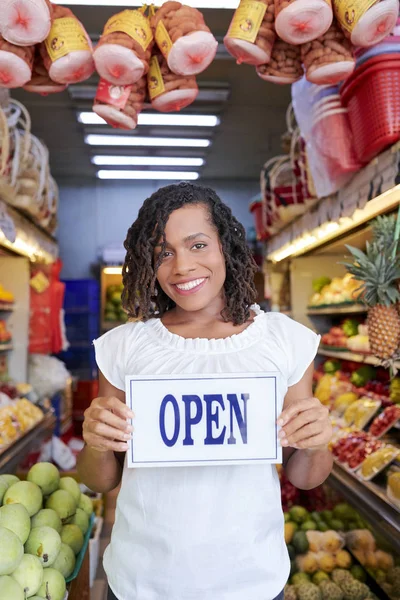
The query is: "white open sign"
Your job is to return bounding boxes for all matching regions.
[125,372,283,468]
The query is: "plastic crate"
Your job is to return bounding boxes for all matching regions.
[63,280,100,314]
[59,347,98,381]
[65,313,100,344]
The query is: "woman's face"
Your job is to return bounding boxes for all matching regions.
[154,204,226,313]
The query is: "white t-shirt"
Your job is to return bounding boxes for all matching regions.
[94,306,320,600]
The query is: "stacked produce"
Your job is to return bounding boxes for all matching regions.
[151,2,218,76]
[93,9,154,86]
[0,399,43,452]
[321,319,369,353]
[93,77,147,130]
[104,283,127,324]
[308,274,360,308]
[0,464,94,600]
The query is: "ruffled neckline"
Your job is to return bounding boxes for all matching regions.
[145,304,266,354]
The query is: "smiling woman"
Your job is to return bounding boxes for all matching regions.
[77,182,333,600]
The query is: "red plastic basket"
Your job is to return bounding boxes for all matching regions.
[340,54,400,163]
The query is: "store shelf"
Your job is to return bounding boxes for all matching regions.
[0,343,13,352]
[307,304,367,315]
[328,463,400,554]
[0,304,14,312]
[0,412,56,474]
[318,348,400,369]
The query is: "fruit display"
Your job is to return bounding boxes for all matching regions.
[332,431,383,471]
[321,320,370,353]
[369,407,400,438]
[359,446,400,481]
[0,464,94,598]
[387,470,400,508]
[104,284,128,324]
[308,274,360,308]
[0,399,43,452]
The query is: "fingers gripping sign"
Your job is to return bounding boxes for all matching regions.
[83,395,135,453]
[277,396,332,451]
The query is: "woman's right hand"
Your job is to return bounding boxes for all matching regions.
[83,396,134,453]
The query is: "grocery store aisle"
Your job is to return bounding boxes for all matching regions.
[91,486,119,600]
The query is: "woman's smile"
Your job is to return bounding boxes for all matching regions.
[173,277,208,295]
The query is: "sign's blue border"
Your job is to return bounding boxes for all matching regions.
[127,375,278,465]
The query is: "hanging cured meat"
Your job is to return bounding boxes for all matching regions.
[257,38,303,82]
[224,0,276,66]
[93,77,147,130]
[23,49,66,94]
[148,51,198,112]
[0,0,53,46]
[301,21,355,84]
[39,5,94,84]
[0,36,34,88]
[151,2,217,75]
[275,0,333,44]
[93,9,153,86]
[333,0,399,47]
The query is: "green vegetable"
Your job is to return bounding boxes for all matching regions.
[350,366,376,387]
[292,531,309,554]
[324,360,342,374]
[342,319,359,337]
[312,277,332,293]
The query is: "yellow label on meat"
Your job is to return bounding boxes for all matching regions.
[45,18,90,62]
[155,20,173,60]
[148,55,165,100]
[333,0,379,33]
[227,0,267,43]
[103,9,153,51]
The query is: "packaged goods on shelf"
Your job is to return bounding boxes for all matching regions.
[308,274,360,308]
[0,398,43,452]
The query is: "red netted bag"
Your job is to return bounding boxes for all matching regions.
[93,77,146,130]
[23,48,66,94]
[148,51,198,112]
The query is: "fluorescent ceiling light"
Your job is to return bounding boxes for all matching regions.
[92,156,205,167]
[79,112,220,127]
[54,0,238,8]
[97,170,199,180]
[85,135,210,148]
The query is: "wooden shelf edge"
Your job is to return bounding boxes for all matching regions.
[318,348,400,369]
[307,305,367,315]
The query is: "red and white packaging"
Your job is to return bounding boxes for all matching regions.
[257,39,303,83]
[333,0,399,47]
[301,21,355,84]
[0,0,53,46]
[39,5,94,84]
[151,2,217,76]
[275,0,333,44]
[224,0,276,66]
[369,405,400,438]
[0,36,34,88]
[23,48,66,94]
[93,9,153,86]
[148,51,198,112]
[93,77,146,130]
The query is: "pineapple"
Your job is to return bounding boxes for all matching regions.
[344,241,400,360]
[372,214,400,315]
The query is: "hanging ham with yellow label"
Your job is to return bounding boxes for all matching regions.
[24,48,66,94]
[93,9,153,85]
[301,20,355,84]
[257,38,303,82]
[148,51,198,112]
[333,0,398,47]
[93,77,147,130]
[40,5,94,84]
[0,0,53,46]
[151,2,217,76]
[0,36,34,88]
[224,0,276,66]
[275,0,333,44]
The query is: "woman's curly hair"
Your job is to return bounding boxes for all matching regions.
[122,181,258,326]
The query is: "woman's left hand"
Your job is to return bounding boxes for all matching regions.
[277,397,332,450]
